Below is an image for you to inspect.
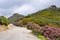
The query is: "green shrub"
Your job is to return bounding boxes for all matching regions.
[40,23,46,26]
[38,35,47,40]
[0,16,9,26]
[20,18,32,24]
[31,18,46,26]
[32,28,38,35]
[27,26,33,30]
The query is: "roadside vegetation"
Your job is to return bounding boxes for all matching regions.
[0,16,9,26]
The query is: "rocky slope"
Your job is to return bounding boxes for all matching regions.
[9,13,24,23]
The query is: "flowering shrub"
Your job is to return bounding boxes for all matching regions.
[13,22,25,27]
[40,25,60,40]
[13,22,20,26]
[26,22,40,29]
[24,21,60,40]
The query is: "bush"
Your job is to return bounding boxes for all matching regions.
[40,25,60,40]
[27,26,33,30]
[38,35,47,40]
[0,16,9,26]
[20,18,32,25]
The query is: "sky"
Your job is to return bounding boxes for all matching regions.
[0,0,60,17]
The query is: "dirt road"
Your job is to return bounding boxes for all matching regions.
[0,24,40,40]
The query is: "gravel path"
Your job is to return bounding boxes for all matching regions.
[0,24,41,40]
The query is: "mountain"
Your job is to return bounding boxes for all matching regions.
[24,5,60,27]
[9,13,24,23]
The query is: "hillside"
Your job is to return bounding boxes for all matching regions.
[9,13,24,23]
[23,5,60,27]
[11,5,60,40]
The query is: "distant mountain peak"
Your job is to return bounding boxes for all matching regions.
[13,13,23,16]
[13,13,19,15]
[9,13,24,23]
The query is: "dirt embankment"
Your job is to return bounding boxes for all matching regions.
[0,25,8,32]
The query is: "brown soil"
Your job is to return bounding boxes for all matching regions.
[0,25,8,32]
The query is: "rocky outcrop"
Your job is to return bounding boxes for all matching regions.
[9,13,24,23]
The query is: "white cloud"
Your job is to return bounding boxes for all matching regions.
[11,0,52,16]
[0,8,12,17]
[0,9,6,16]
[0,0,60,17]
[12,4,35,15]
[30,0,52,9]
